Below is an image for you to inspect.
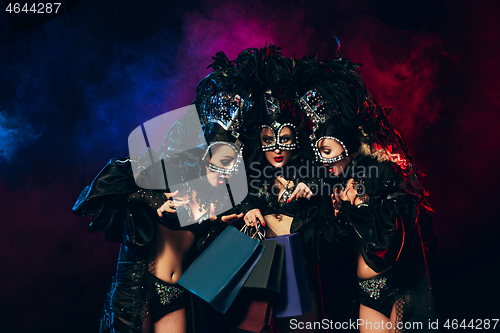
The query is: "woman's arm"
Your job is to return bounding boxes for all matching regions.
[335,162,416,273]
[73,158,176,246]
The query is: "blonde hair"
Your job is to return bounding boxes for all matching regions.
[359,142,411,170]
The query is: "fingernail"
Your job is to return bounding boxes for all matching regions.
[286,199,290,204]
[262,222,266,226]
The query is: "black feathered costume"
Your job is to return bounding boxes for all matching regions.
[291,52,437,331]
[73,44,437,333]
[73,106,243,332]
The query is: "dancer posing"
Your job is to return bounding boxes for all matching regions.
[73,105,245,332]
[294,54,437,332]
[207,46,323,333]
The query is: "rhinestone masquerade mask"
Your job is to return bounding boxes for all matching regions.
[261,89,298,152]
[202,141,244,176]
[314,136,348,164]
[261,122,298,152]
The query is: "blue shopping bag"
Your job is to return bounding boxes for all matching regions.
[177,226,264,313]
[268,233,312,318]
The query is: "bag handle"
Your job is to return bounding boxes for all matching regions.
[240,222,266,240]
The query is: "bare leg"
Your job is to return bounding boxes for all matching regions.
[153,308,187,333]
[359,302,399,333]
[358,252,400,333]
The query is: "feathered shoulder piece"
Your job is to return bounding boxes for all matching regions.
[359,107,430,203]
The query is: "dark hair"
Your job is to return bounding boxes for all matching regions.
[296,52,430,204]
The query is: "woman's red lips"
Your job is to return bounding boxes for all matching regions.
[324,163,334,173]
[274,156,283,162]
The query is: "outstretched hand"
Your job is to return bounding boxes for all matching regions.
[209,203,244,224]
[221,213,244,224]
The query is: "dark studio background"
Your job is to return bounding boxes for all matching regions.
[1,0,499,331]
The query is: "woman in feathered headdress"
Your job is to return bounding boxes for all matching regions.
[295,49,437,332]
[73,85,247,332]
[203,45,327,332]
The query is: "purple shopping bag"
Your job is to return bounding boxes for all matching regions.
[268,233,312,318]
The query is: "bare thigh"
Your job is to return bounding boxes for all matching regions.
[358,253,399,333]
[359,301,401,333]
[153,308,187,333]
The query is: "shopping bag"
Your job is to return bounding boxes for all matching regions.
[244,240,284,293]
[225,288,274,332]
[177,226,264,313]
[224,240,283,332]
[268,233,312,318]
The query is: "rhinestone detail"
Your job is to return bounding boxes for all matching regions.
[313,136,348,164]
[261,123,298,152]
[359,276,388,299]
[155,282,184,306]
[202,92,248,139]
[202,141,244,176]
[298,89,336,140]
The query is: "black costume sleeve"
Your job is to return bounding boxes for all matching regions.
[72,158,172,246]
[235,194,260,215]
[234,183,274,218]
[290,193,352,262]
[336,161,415,273]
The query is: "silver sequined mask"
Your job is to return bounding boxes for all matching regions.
[202,141,244,176]
[261,122,298,152]
[314,136,348,164]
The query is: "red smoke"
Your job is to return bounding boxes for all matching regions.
[176,0,445,147]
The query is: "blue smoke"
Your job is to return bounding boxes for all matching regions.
[0,0,193,177]
[0,111,41,161]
